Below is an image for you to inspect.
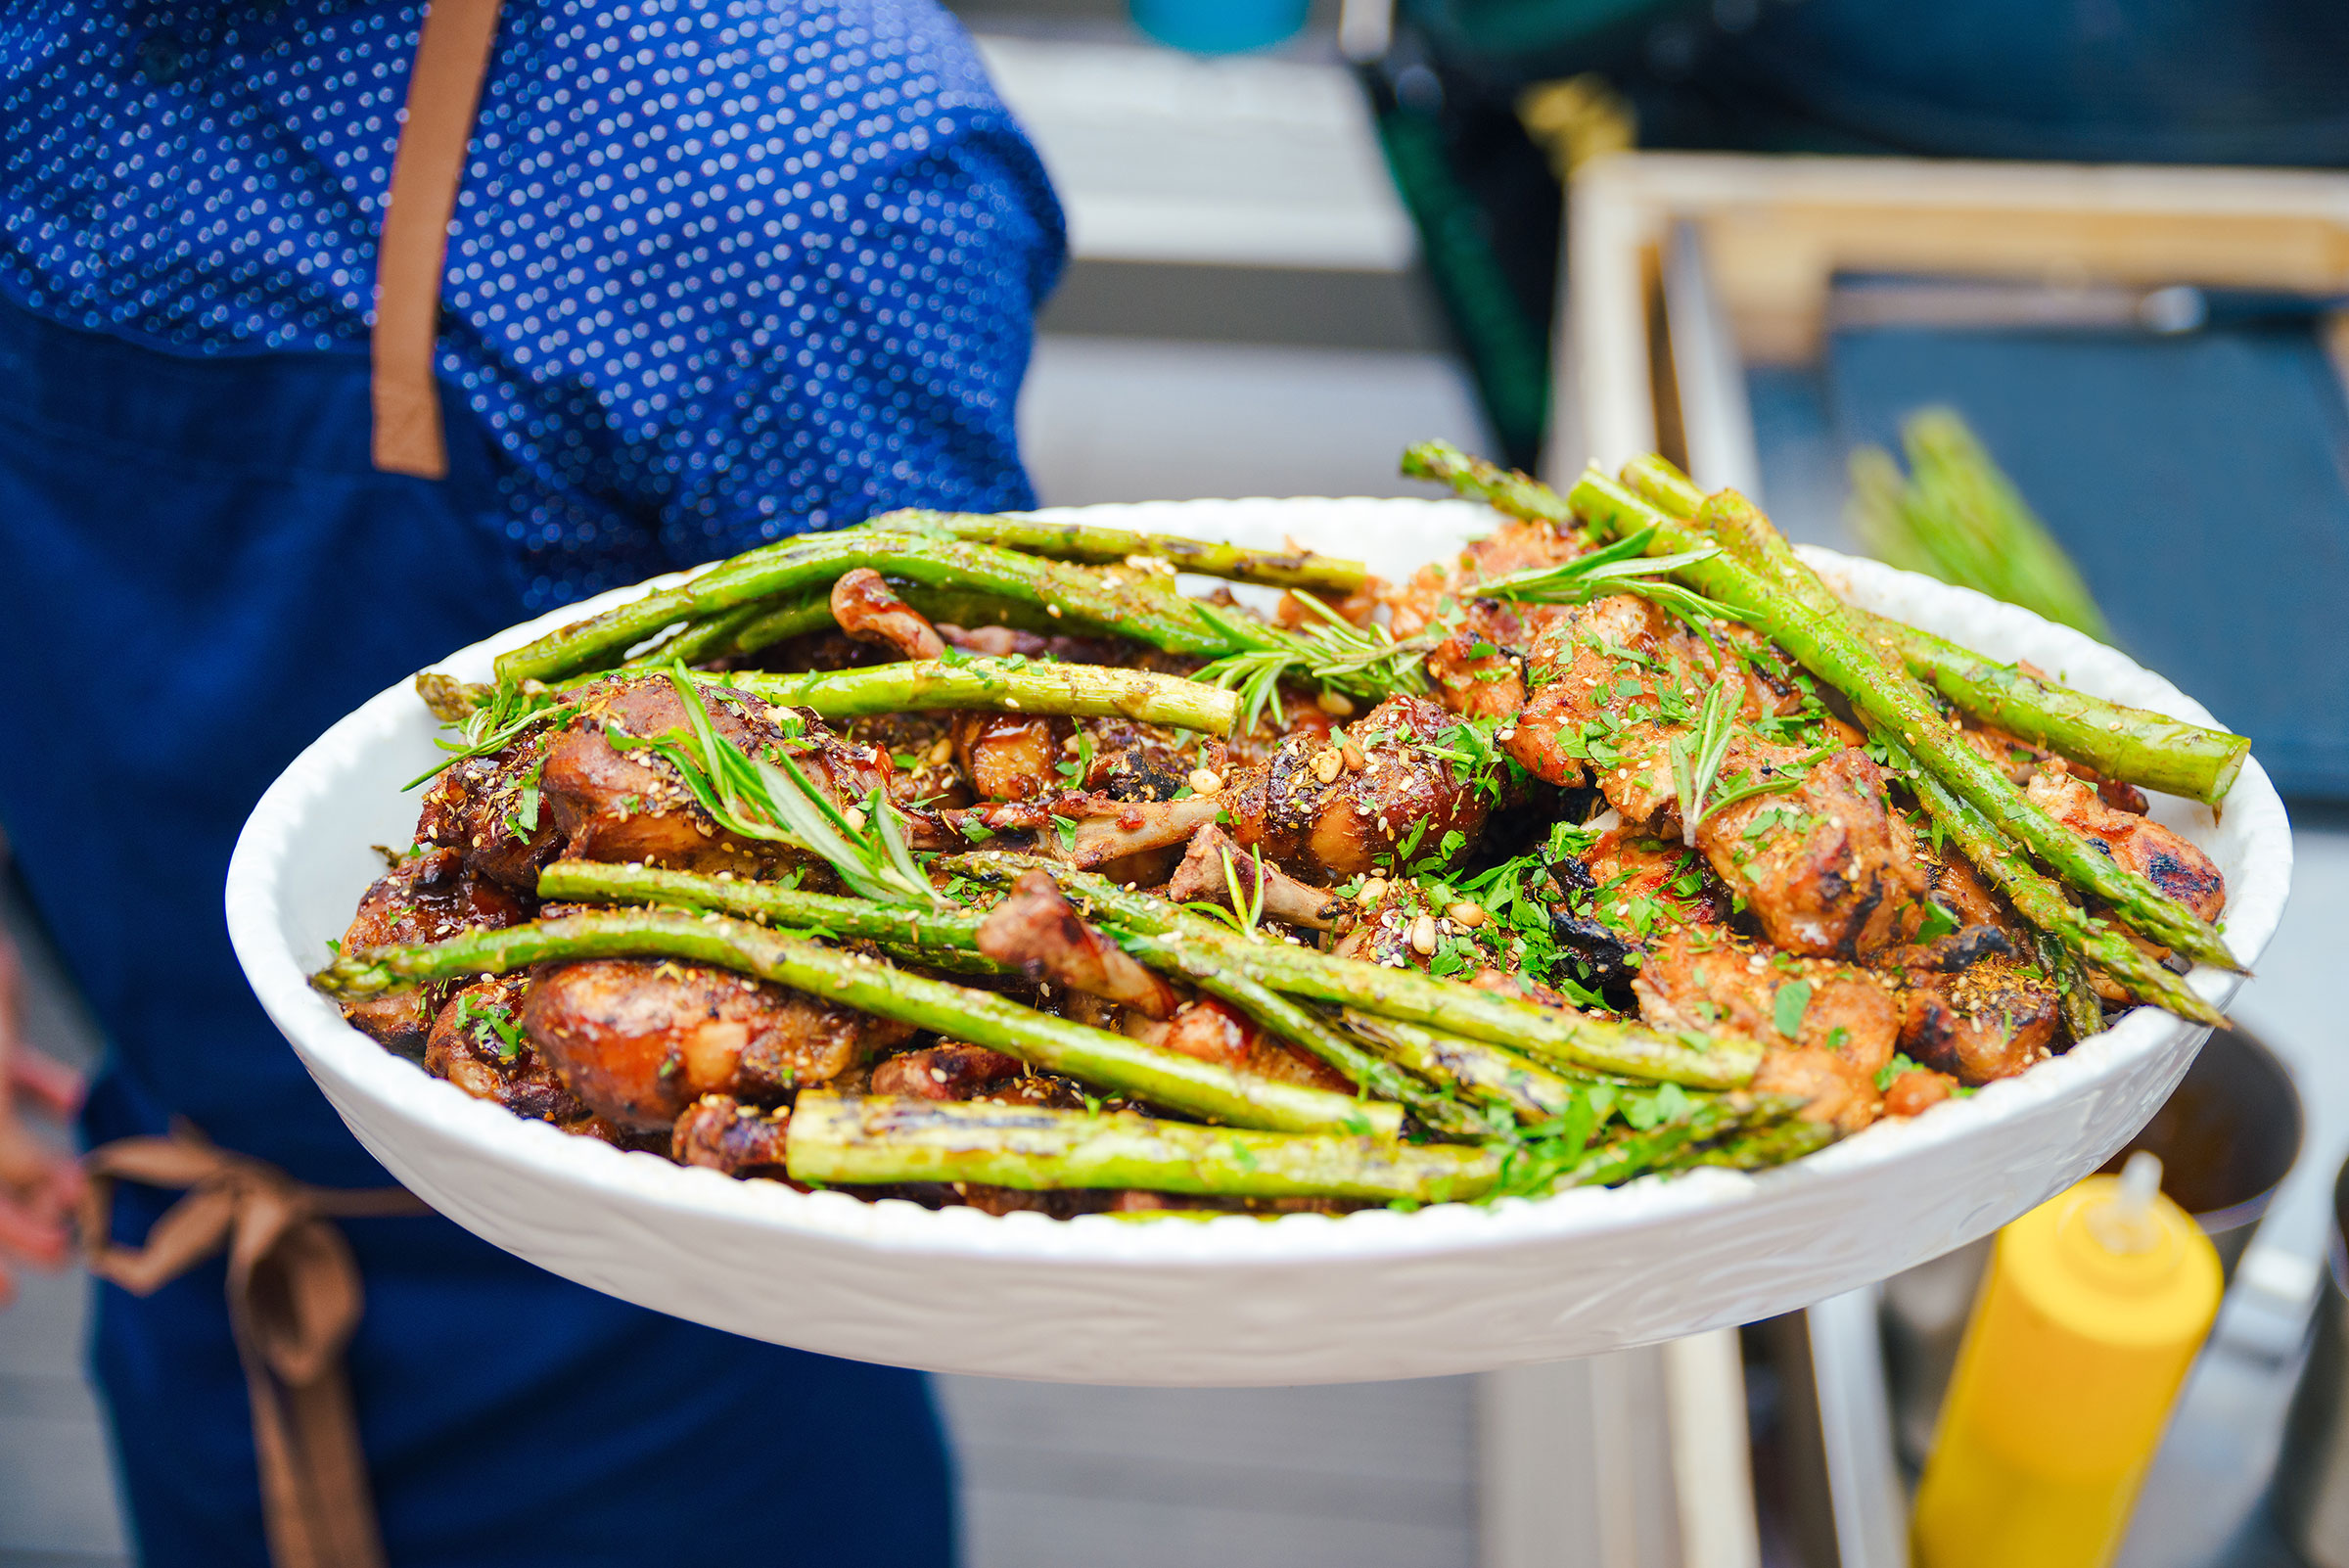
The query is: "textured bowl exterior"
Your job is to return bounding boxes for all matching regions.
[224,498,2292,1386]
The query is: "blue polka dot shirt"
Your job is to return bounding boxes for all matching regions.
[0,0,1067,605]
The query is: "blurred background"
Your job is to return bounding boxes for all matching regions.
[9,0,2349,1563]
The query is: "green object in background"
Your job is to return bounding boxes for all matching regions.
[1366,79,1552,469]
[1847,408,2116,644]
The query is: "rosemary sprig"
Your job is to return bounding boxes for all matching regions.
[403,681,573,790]
[601,666,939,907]
[1476,526,1740,630]
[1698,746,1837,824]
[1190,593,1432,736]
[1185,845,1269,938]
[1669,673,1741,847]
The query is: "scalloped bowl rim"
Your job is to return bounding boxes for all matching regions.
[226,497,2292,1278]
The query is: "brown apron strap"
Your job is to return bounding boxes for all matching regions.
[372,0,506,479]
[78,1123,430,1568]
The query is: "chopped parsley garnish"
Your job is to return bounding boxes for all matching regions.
[1772,979,1813,1039]
[453,992,527,1061]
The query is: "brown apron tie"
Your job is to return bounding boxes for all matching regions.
[372,0,506,479]
[78,1124,430,1568]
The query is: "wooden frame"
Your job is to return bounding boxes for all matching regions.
[1551,151,2349,483]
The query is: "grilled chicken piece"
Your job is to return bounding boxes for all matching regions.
[1634,927,1899,1133]
[539,674,893,875]
[1508,622,1918,960]
[2025,770,2225,922]
[1750,1049,1880,1136]
[934,792,1226,870]
[1879,933,2059,1084]
[1877,813,2017,955]
[1495,596,1914,961]
[1882,1068,1958,1117]
[1548,826,1727,987]
[1696,744,1925,959]
[1125,997,1354,1095]
[671,1094,792,1176]
[337,848,531,1056]
[829,568,945,660]
[952,713,1212,806]
[415,730,565,896]
[521,957,914,1130]
[1222,694,1493,883]
[842,713,969,807]
[1502,603,1917,962]
[1498,595,1672,788]
[870,1043,1030,1101]
[1168,825,1348,931]
[1424,598,1554,720]
[976,870,1181,1019]
[423,977,588,1125]
[952,713,1065,804]
[1388,514,1587,638]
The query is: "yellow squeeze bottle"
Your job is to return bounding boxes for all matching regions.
[1913,1153,2223,1568]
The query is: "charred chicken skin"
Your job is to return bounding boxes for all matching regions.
[1496,592,1924,959]
[424,976,588,1126]
[538,675,896,876]
[520,957,914,1130]
[2025,769,2225,922]
[338,848,531,1055]
[415,731,565,896]
[1633,927,1899,1135]
[1222,694,1493,884]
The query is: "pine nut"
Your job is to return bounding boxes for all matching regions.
[1409,914,1439,955]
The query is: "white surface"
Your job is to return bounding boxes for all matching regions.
[1807,1286,1907,1568]
[977,35,1416,271]
[1020,336,1490,507]
[223,498,2291,1386]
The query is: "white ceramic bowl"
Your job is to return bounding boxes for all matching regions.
[225,498,2291,1386]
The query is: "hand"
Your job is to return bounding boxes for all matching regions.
[0,926,87,1308]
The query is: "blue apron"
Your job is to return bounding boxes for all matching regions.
[0,294,953,1566]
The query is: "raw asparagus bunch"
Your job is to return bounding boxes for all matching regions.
[1401,440,2239,980]
[1846,409,2112,643]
